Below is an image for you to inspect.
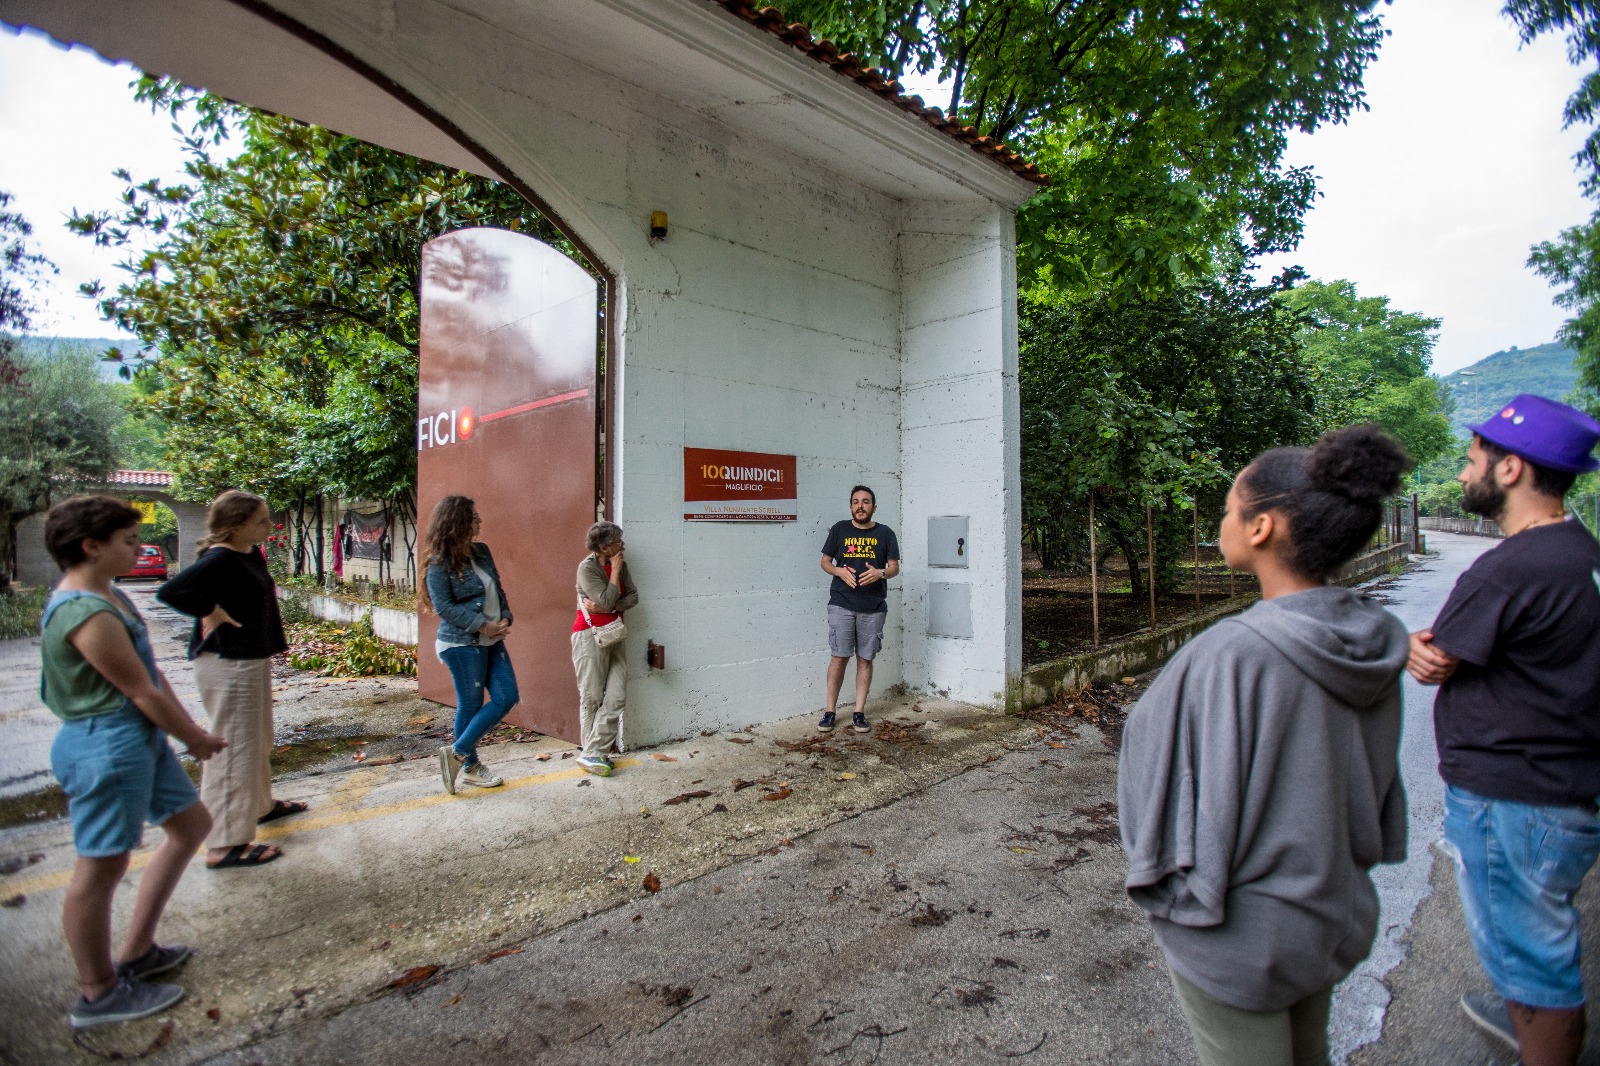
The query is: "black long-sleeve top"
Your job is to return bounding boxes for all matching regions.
[157,546,289,660]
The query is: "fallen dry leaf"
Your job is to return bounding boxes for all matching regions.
[1,894,24,908]
[206,1007,222,1022]
[662,790,714,806]
[388,965,442,988]
[632,914,643,922]
[836,772,858,781]
[712,885,723,895]
[442,994,464,1007]
[650,753,677,762]
[624,855,641,864]
[561,751,575,759]
[1007,846,1038,855]
[535,752,552,761]
[365,755,401,766]
[352,751,367,762]
[761,787,793,802]
[1044,741,1068,750]
[726,736,753,744]
[478,947,523,963]
[1120,676,1138,686]
[732,778,762,791]
[643,872,662,893]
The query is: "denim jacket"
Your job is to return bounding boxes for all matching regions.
[426,543,513,645]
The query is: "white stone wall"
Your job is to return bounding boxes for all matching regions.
[9,0,1030,743]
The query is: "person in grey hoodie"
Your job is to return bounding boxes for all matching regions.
[1119,425,1413,1066]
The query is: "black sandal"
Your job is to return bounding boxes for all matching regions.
[257,799,309,824]
[206,843,282,869]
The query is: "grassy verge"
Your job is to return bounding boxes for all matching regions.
[0,586,48,641]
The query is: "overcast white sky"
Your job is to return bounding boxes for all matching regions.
[0,3,1592,373]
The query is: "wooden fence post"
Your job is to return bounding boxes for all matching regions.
[1145,503,1156,628]
[1192,496,1200,609]
[1089,491,1100,648]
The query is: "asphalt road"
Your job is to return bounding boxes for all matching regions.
[197,531,1588,1066]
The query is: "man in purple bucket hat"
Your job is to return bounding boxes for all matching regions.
[1408,393,1600,1066]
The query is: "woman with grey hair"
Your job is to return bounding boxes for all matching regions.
[571,521,637,776]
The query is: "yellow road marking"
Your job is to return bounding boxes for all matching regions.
[1,758,637,897]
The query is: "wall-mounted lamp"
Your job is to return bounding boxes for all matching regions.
[649,211,669,243]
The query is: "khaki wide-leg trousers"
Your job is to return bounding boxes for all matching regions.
[571,629,625,759]
[194,653,274,849]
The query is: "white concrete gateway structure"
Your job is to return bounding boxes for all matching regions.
[3,0,1040,741]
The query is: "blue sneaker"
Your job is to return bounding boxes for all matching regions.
[817,712,837,732]
[852,713,870,733]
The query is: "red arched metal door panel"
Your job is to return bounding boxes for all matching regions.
[417,228,597,742]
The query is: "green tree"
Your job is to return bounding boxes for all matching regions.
[1503,1,1600,410]
[776,0,1386,294]
[1277,279,1453,464]
[1020,261,1314,595]
[69,80,578,525]
[0,345,125,588]
[1528,211,1600,412]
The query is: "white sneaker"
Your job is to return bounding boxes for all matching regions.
[459,762,503,788]
[439,746,466,794]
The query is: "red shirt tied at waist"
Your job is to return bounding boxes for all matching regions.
[573,560,626,632]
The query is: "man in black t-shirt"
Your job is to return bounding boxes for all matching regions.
[818,485,899,734]
[1408,393,1600,1066]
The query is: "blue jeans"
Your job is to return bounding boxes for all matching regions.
[440,643,519,764]
[1443,784,1600,1009]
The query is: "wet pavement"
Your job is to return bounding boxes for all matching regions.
[2,534,1593,1065]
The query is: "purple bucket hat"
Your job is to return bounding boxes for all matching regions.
[1467,393,1600,474]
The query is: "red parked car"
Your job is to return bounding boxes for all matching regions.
[120,544,170,582]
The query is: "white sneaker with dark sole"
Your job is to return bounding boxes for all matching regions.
[1460,992,1518,1055]
[69,977,184,1029]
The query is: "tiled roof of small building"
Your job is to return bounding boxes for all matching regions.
[104,470,175,488]
[714,2,1048,185]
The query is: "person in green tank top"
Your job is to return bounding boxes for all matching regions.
[39,496,225,1030]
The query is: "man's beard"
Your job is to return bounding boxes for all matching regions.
[1461,469,1507,521]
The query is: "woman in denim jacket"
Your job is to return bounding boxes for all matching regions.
[421,495,519,794]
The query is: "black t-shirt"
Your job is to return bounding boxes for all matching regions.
[157,546,289,660]
[821,520,899,614]
[1431,519,1600,807]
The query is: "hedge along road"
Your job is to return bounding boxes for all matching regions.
[2,533,1550,1065]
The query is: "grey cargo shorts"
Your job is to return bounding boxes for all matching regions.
[827,604,886,661]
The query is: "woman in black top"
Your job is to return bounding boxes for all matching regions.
[157,491,297,869]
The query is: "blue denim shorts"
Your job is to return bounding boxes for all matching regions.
[1442,784,1600,1009]
[827,605,886,661]
[50,704,200,858]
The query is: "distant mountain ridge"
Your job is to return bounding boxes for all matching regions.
[1439,341,1578,436]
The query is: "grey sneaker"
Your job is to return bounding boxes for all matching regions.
[69,976,184,1029]
[577,755,612,777]
[1460,992,1517,1054]
[439,745,466,795]
[817,712,837,732]
[117,943,191,981]
[459,762,503,788]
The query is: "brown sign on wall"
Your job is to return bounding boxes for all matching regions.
[417,228,598,742]
[684,447,798,521]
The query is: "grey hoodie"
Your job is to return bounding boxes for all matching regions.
[1118,586,1408,1012]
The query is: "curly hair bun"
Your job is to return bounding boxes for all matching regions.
[1307,424,1413,504]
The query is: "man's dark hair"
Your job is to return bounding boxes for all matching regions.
[849,485,875,505]
[44,495,142,567]
[1477,437,1578,499]
[1237,424,1412,582]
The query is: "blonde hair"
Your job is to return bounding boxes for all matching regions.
[197,490,268,555]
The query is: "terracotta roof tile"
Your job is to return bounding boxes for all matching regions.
[104,470,175,488]
[713,2,1048,185]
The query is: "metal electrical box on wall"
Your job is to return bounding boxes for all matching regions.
[927,582,973,639]
[928,516,969,568]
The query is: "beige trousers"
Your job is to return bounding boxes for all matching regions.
[571,629,625,759]
[194,653,274,849]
